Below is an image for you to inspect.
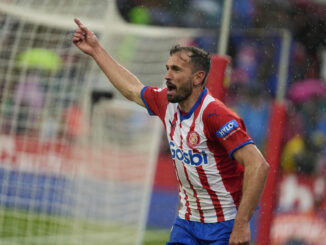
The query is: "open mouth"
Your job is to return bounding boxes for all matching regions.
[166,82,176,93]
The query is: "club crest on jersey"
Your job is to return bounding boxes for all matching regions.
[187,131,200,148]
[216,120,239,138]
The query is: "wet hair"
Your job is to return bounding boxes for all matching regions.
[169,45,211,85]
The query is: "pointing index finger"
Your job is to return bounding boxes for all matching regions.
[74,18,86,31]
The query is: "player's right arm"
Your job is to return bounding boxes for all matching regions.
[72,18,145,107]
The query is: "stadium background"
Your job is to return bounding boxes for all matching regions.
[0,0,325,244]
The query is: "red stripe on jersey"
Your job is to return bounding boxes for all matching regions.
[206,147,243,209]
[171,116,192,220]
[182,163,205,222]
[172,159,191,219]
[180,122,183,149]
[183,99,205,221]
[196,165,225,222]
[179,122,192,219]
[203,103,244,209]
[183,188,191,220]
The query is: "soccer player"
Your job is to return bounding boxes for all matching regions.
[72,18,269,245]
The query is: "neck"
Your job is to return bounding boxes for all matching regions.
[179,86,204,112]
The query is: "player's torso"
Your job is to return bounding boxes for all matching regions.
[163,96,238,223]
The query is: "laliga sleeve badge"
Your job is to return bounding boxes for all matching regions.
[187,131,200,148]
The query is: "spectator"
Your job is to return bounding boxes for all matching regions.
[14,71,44,134]
[234,86,271,148]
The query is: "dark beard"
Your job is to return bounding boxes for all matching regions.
[167,79,193,103]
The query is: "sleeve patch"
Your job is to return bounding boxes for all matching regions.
[216,120,239,138]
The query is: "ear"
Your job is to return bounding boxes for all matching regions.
[193,71,206,87]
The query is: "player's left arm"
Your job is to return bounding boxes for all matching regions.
[229,144,269,245]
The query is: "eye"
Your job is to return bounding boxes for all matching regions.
[172,65,180,71]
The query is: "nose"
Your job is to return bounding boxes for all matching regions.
[164,70,172,81]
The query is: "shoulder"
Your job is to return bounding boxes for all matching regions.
[203,97,240,121]
[141,86,168,105]
[201,96,247,135]
[142,86,168,97]
[141,86,170,118]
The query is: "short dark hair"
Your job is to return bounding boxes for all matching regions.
[169,45,211,85]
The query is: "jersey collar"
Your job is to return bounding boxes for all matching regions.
[179,87,207,122]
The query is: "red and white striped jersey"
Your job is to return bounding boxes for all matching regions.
[141,86,254,223]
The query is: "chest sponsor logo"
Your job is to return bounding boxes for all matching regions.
[216,120,239,138]
[169,141,208,166]
[187,131,200,148]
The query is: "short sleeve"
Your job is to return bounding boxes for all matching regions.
[203,101,254,159]
[141,86,169,120]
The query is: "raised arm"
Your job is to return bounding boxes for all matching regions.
[72,18,145,106]
[229,144,269,245]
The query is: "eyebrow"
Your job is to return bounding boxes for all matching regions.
[166,64,181,70]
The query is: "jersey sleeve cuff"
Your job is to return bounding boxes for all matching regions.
[229,140,255,160]
[141,86,154,116]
